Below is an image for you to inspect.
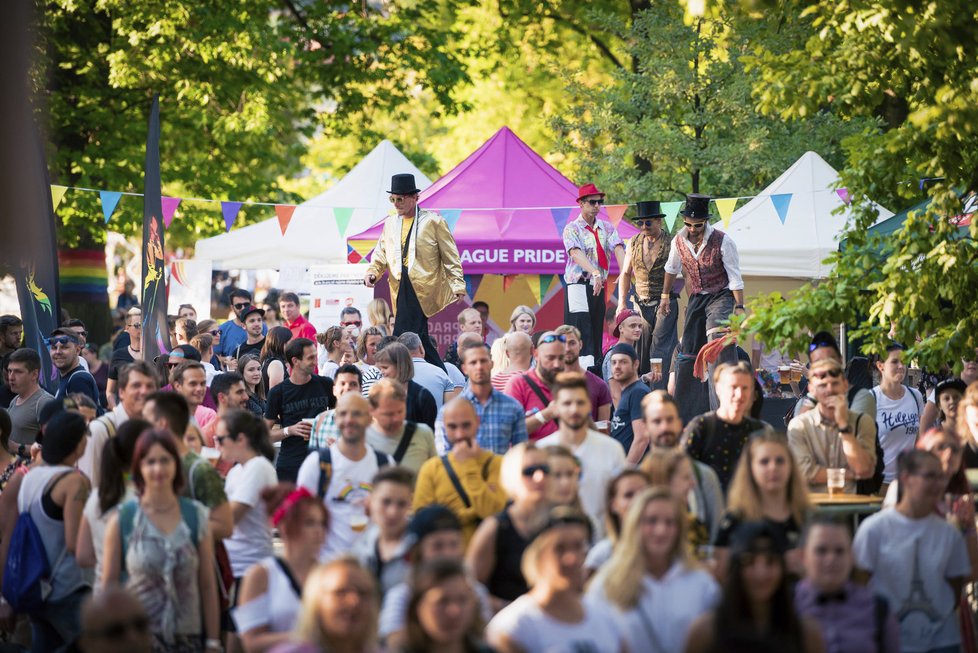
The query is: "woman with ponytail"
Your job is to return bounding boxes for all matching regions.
[233,483,329,652]
[215,409,278,584]
[76,418,151,585]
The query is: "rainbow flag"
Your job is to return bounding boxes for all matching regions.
[59,249,108,302]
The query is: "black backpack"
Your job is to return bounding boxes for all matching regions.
[316,447,391,499]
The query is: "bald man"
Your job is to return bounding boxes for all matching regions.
[297,392,393,560]
[491,331,533,392]
[77,587,152,653]
[413,397,507,545]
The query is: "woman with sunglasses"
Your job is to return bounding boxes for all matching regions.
[195,320,225,371]
[259,325,293,395]
[854,449,972,653]
[467,442,553,612]
[871,343,924,489]
[589,487,719,653]
[487,507,626,653]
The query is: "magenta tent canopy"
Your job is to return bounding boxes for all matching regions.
[347,126,635,274]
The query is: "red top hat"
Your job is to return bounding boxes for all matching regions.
[576,183,605,202]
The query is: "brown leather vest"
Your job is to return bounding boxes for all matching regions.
[629,232,670,302]
[676,229,729,295]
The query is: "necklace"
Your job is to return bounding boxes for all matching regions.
[141,499,178,514]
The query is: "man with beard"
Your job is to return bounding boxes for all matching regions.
[502,331,567,440]
[607,343,650,464]
[217,288,267,362]
[538,373,624,537]
[49,328,102,413]
[641,390,724,541]
[234,305,266,360]
[554,325,611,424]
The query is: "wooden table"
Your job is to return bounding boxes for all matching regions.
[810,492,884,526]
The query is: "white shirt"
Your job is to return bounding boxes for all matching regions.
[296,443,387,560]
[223,455,278,577]
[78,403,132,486]
[871,386,922,482]
[853,509,970,652]
[537,429,625,539]
[487,594,626,653]
[586,561,720,653]
[232,557,302,635]
[82,486,136,586]
[663,223,744,292]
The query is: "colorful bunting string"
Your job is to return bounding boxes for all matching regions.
[502,274,518,292]
[99,191,122,224]
[275,204,297,235]
[162,197,182,228]
[605,204,628,228]
[661,201,683,232]
[51,185,68,211]
[441,209,462,233]
[221,201,243,233]
[715,198,739,229]
[835,188,851,205]
[550,207,572,234]
[770,194,792,225]
[333,207,354,237]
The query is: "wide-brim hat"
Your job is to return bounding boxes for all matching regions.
[680,193,713,220]
[631,200,666,220]
[576,183,605,202]
[388,173,421,195]
[613,309,641,338]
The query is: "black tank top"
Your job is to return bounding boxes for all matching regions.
[487,506,530,601]
[260,356,285,396]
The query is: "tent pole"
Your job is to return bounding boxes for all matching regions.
[839,323,847,362]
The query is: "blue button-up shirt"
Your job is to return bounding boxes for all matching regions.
[435,386,528,455]
[562,215,623,284]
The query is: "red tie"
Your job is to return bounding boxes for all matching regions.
[584,224,609,272]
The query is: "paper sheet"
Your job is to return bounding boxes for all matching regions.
[567,283,589,313]
[578,355,595,369]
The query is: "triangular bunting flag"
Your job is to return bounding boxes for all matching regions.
[349,239,377,259]
[661,201,682,233]
[605,204,628,228]
[550,207,572,234]
[99,191,122,224]
[221,201,243,232]
[715,198,738,229]
[347,244,362,264]
[50,185,68,211]
[161,197,182,228]
[539,274,555,299]
[464,274,483,300]
[503,274,518,293]
[770,194,792,225]
[275,204,297,235]
[442,209,462,233]
[835,188,851,205]
[334,207,354,237]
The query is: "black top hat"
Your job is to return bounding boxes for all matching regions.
[388,173,421,195]
[631,200,666,220]
[680,193,713,220]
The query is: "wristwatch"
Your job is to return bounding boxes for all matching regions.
[838,425,852,434]
[735,304,746,310]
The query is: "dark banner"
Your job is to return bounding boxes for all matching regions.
[140,94,169,362]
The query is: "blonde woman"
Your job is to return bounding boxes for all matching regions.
[490,305,537,374]
[587,487,719,653]
[367,298,393,336]
[644,449,711,553]
[273,557,380,653]
[714,431,812,580]
[584,469,650,576]
[466,442,552,612]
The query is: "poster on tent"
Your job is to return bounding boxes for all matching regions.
[309,264,375,333]
[168,259,212,320]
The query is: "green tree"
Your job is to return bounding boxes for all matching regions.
[733,0,978,369]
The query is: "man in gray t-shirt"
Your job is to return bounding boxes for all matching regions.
[5,348,54,451]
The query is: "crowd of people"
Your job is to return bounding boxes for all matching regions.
[0,179,976,653]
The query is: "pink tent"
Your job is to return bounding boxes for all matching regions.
[347,126,637,274]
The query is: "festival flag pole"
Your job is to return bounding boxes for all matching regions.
[140,94,169,361]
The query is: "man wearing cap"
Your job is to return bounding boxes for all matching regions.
[364,173,466,371]
[608,343,650,463]
[49,328,103,414]
[217,288,267,361]
[562,183,625,366]
[234,305,266,359]
[617,200,679,388]
[659,193,744,412]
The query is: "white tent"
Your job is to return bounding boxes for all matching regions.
[726,151,893,279]
[194,140,431,269]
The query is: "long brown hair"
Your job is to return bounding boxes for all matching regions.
[405,559,484,652]
[727,431,810,525]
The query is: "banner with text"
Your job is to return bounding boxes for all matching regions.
[308,264,375,333]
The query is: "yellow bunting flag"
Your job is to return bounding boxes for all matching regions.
[50,185,68,211]
[349,239,377,259]
[715,198,739,229]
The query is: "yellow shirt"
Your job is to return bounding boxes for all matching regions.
[400,216,415,251]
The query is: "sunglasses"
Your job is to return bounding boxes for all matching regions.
[811,369,843,380]
[538,334,567,345]
[215,434,232,445]
[342,321,362,328]
[388,194,416,203]
[89,615,151,639]
[522,463,551,477]
[683,221,706,230]
[232,302,250,311]
[809,340,836,353]
[46,336,78,347]
[127,323,142,330]
[208,329,220,336]
[583,199,604,206]
[636,219,660,227]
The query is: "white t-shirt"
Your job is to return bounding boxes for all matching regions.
[871,386,922,482]
[296,444,388,560]
[586,562,720,653]
[82,486,136,586]
[223,455,278,577]
[537,430,625,539]
[584,538,614,573]
[487,594,626,653]
[853,509,970,652]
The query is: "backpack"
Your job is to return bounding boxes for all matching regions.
[316,447,391,499]
[117,497,200,580]
[2,472,72,615]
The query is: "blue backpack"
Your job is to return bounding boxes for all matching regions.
[2,499,68,615]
